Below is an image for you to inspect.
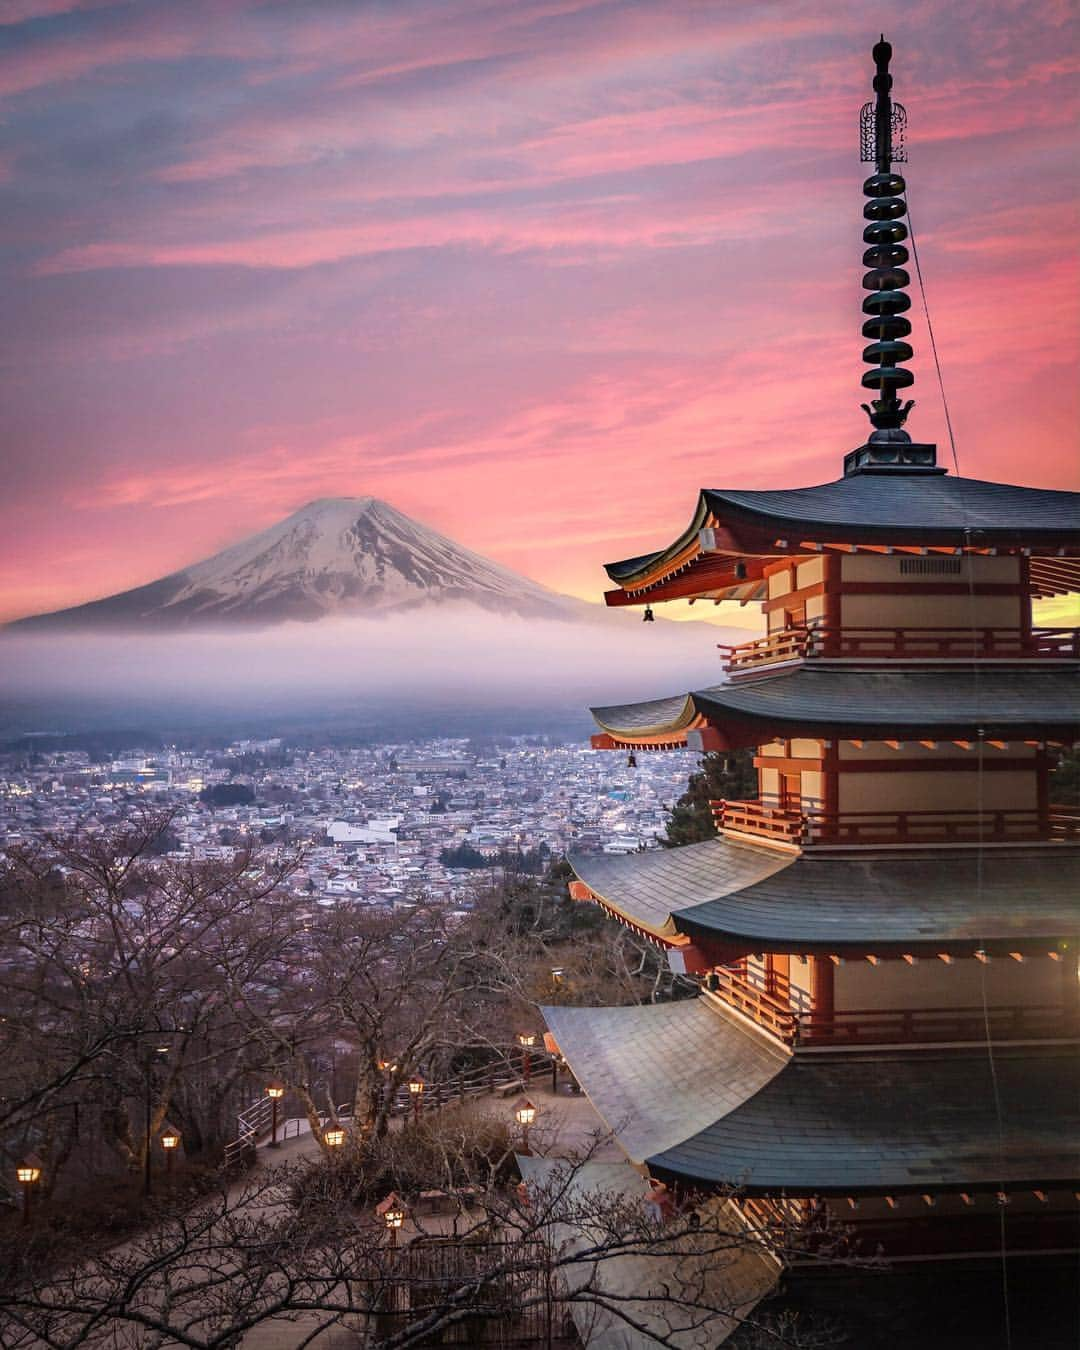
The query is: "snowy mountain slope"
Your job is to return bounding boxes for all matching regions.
[8,498,596,631]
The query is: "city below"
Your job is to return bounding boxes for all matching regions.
[0,736,697,906]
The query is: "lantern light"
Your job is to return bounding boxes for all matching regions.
[160,1124,181,1151]
[266,1081,285,1099]
[408,1077,425,1095]
[324,1127,346,1148]
[513,1097,537,1128]
[517,1032,537,1048]
[16,1155,42,1186]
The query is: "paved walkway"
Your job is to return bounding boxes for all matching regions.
[238,1079,618,1349]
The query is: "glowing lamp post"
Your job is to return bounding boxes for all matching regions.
[324,1125,346,1152]
[160,1123,181,1186]
[17,1154,42,1227]
[408,1076,425,1124]
[377,1059,398,1113]
[266,1080,285,1147]
[143,1043,170,1196]
[376,1191,406,1248]
[516,1032,537,1085]
[513,1097,537,1154]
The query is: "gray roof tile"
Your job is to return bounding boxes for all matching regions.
[571,841,1080,947]
[648,1046,1080,1194]
[541,999,788,1165]
[592,667,1080,741]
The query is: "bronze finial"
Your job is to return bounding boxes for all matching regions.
[858,36,913,434]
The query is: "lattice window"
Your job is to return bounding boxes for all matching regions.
[899,557,962,575]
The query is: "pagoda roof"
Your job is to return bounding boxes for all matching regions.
[591,666,1080,747]
[569,839,1080,952]
[542,998,1080,1195]
[606,475,1080,593]
[541,999,788,1164]
[649,1042,1080,1195]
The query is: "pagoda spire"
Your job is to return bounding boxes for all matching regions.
[859,36,915,436]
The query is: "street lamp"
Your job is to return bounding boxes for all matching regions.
[517,1032,537,1085]
[324,1125,346,1150]
[376,1191,406,1248]
[377,1058,398,1112]
[513,1097,537,1153]
[16,1154,42,1227]
[143,1043,170,1196]
[408,1076,424,1124]
[160,1122,181,1186]
[549,967,565,987]
[266,1080,285,1147]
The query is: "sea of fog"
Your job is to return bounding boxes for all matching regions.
[0,606,758,738]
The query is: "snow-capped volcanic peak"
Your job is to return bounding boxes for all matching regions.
[10,497,586,630]
[177,497,565,618]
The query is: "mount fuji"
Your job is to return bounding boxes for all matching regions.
[9,498,595,631]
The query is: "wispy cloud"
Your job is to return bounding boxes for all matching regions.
[0,0,1076,625]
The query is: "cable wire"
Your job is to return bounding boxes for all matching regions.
[908,194,1013,1350]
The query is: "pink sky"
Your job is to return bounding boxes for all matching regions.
[1,0,1077,623]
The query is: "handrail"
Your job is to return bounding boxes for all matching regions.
[719,625,1080,671]
[799,1002,1077,1046]
[712,799,803,841]
[712,799,1080,847]
[223,1047,554,1164]
[707,965,798,1044]
[803,806,1080,844]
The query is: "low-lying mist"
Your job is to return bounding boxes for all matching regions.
[0,606,756,736]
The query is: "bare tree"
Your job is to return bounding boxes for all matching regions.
[0,1111,844,1349]
[0,811,306,1190]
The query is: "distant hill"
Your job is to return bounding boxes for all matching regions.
[8,497,595,631]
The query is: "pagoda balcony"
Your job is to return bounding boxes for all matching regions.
[713,799,1080,848]
[718,625,1080,673]
[797,1002,1079,1048]
[704,965,799,1044]
[704,969,1079,1049]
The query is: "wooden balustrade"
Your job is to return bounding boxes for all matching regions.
[712,799,804,842]
[706,965,798,1043]
[719,625,1079,672]
[717,628,809,670]
[803,806,1080,845]
[712,800,1080,847]
[798,1003,1077,1047]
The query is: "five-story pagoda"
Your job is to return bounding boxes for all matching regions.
[544,37,1080,1267]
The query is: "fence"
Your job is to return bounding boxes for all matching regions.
[373,1239,576,1346]
[224,1046,556,1166]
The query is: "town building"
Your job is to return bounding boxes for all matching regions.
[545,35,1080,1295]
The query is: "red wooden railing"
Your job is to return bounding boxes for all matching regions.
[717,628,809,670]
[802,806,1080,845]
[713,799,804,842]
[705,965,798,1043]
[712,800,1080,847]
[798,1003,1077,1047]
[719,626,1080,672]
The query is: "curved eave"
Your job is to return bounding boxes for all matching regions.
[540,999,789,1166]
[591,669,1080,747]
[567,838,793,942]
[590,690,706,744]
[602,476,1080,598]
[669,847,1080,953]
[646,1044,1080,1196]
[567,879,680,943]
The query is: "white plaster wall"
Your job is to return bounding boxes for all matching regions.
[837,770,1037,813]
[834,957,1061,1011]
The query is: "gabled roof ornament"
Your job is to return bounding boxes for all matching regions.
[847,37,942,477]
